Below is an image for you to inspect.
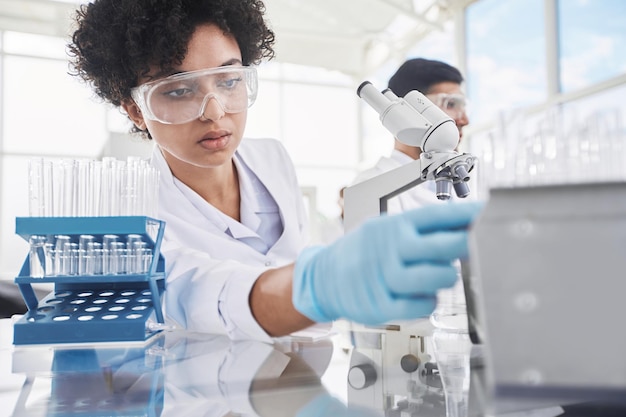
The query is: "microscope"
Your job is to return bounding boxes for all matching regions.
[343,81,476,232]
[343,81,477,416]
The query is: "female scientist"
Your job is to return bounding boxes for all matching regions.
[68,0,482,342]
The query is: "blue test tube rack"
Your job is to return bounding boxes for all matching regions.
[13,216,166,345]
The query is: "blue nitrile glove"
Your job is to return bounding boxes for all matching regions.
[293,202,483,324]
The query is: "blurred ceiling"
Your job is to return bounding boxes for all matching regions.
[0,0,476,79]
[264,0,476,78]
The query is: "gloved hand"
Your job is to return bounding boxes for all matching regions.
[293,202,483,324]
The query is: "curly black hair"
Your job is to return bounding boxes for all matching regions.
[67,0,275,136]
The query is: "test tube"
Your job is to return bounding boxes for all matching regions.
[78,239,101,275]
[126,234,143,274]
[101,247,111,275]
[100,157,117,216]
[78,249,89,275]
[131,241,148,274]
[76,159,89,217]
[102,234,119,275]
[110,242,125,274]
[69,243,79,275]
[142,166,159,217]
[44,243,55,276]
[102,234,119,249]
[90,160,102,216]
[94,246,104,275]
[54,235,72,276]
[111,159,125,216]
[43,160,54,217]
[29,235,47,278]
[78,235,95,275]
[125,157,139,215]
[28,158,45,217]
[140,248,153,274]
[63,160,77,217]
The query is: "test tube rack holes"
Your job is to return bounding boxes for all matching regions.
[13,216,167,345]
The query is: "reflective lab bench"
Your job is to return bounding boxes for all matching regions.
[1,318,625,417]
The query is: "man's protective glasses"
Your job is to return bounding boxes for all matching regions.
[131,66,258,124]
[426,93,468,119]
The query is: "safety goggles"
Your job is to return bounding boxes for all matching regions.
[131,66,258,124]
[426,93,469,119]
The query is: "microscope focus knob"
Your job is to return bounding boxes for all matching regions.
[400,354,420,373]
[348,364,377,389]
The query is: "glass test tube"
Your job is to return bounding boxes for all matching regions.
[44,243,55,276]
[102,234,119,275]
[28,158,45,217]
[90,160,102,217]
[28,156,160,218]
[126,234,143,274]
[77,235,94,275]
[110,242,125,274]
[132,241,148,274]
[69,243,79,275]
[141,248,153,273]
[125,157,138,215]
[93,243,104,275]
[100,157,115,216]
[29,235,47,278]
[54,235,72,276]
[76,159,87,217]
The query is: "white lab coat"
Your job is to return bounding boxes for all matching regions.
[151,138,310,342]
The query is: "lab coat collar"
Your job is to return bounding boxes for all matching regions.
[151,139,307,261]
[231,154,262,238]
[151,145,279,242]
[151,147,229,236]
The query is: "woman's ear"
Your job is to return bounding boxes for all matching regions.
[122,99,147,130]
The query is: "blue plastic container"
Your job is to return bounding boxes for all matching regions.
[13,216,166,345]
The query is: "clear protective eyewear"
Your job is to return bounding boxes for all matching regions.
[426,93,469,119]
[131,66,258,124]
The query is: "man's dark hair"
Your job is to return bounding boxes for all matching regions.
[388,58,464,97]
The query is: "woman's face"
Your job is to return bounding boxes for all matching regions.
[125,24,247,173]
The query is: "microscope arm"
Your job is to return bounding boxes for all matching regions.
[343,151,475,232]
[344,158,425,233]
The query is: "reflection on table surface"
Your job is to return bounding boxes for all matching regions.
[1,318,625,417]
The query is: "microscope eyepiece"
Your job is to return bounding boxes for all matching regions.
[356,81,372,98]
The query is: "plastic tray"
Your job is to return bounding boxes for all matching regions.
[13,216,166,345]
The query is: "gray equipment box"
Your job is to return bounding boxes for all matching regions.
[468,182,626,403]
